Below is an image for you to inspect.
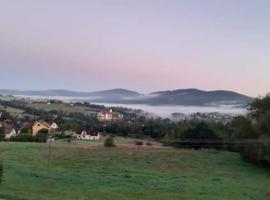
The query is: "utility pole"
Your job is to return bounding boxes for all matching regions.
[47,133,53,178]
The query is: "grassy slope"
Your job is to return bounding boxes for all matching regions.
[0,106,24,117]
[0,98,98,117]
[28,103,97,116]
[0,96,24,116]
[0,140,269,200]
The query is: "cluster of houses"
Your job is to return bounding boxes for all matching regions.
[0,120,60,139]
[171,112,236,124]
[189,112,235,124]
[0,108,124,141]
[1,120,101,141]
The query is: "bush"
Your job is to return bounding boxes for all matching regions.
[146,141,152,146]
[54,132,72,140]
[10,133,48,143]
[20,127,31,134]
[36,132,48,143]
[135,140,143,146]
[104,136,115,147]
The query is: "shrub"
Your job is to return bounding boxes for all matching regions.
[10,134,34,142]
[10,133,48,143]
[36,132,48,143]
[20,127,31,134]
[54,132,72,140]
[135,140,143,146]
[104,136,115,147]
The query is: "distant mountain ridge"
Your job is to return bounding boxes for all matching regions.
[142,89,253,106]
[0,89,139,98]
[0,88,253,106]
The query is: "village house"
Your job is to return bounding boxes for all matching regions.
[74,129,100,140]
[1,120,19,139]
[97,109,124,122]
[4,126,18,139]
[50,122,59,130]
[97,109,113,121]
[32,121,51,136]
[32,121,58,136]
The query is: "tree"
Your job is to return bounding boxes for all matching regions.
[249,94,270,120]
[59,121,81,131]
[179,122,220,149]
[235,94,270,166]
[20,124,32,134]
[0,111,11,121]
[37,128,49,134]
[230,116,255,139]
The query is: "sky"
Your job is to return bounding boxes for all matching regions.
[0,0,270,97]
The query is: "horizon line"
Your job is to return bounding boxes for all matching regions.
[0,87,256,97]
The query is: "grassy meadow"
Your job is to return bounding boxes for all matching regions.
[28,102,98,116]
[0,138,269,200]
[0,106,24,117]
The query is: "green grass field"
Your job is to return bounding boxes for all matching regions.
[28,103,98,116]
[0,139,269,200]
[0,106,24,117]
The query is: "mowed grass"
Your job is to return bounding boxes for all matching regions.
[0,140,270,200]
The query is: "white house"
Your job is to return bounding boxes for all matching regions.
[50,122,59,129]
[97,109,113,121]
[5,127,19,139]
[74,129,100,140]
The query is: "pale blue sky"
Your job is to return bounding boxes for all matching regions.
[0,0,270,96]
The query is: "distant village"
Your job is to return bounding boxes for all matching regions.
[0,96,241,142]
[0,106,123,141]
[171,112,237,124]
